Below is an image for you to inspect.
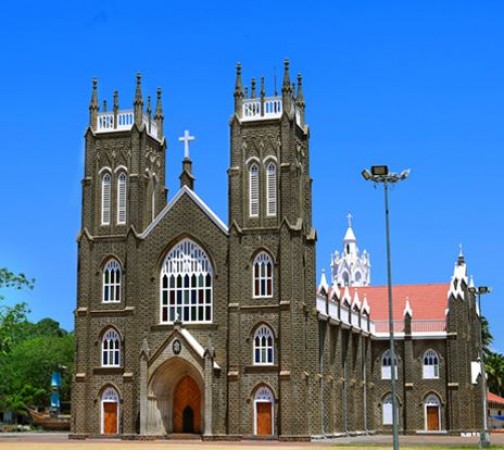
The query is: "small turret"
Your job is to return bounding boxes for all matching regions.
[89,78,99,129]
[134,72,144,126]
[281,58,292,112]
[296,73,305,126]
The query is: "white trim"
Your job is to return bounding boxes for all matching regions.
[245,156,261,166]
[101,328,121,367]
[103,260,121,303]
[266,162,277,217]
[253,387,274,436]
[424,394,441,431]
[114,165,128,174]
[249,164,259,217]
[422,350,440,379]
[141,185,228,237]
[179,328,221,370]
[253,325,274,365]
[252,252,273,298]
[116,172,127,225]
[101,387,119,435]
[263,155,278,165]
[101,173,111,225]
[98,166,113,176]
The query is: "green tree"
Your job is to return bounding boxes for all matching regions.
[486,351,504,398]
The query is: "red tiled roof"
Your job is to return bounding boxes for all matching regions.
[349,284,450,322]
[488,392,504,406]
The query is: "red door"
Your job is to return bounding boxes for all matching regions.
[427,406,439,431]
[173,375,201,433]
[256,402,272,435]
[103,402,118,434]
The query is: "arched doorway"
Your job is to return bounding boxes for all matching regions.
[173,375,201,433]
[254,386,274,436]
[101,387,119,435]
[424,394,441,431]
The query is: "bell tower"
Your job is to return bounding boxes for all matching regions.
[227,60,319,437]
[81,74,166,237]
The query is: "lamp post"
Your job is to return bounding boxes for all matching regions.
[469,285,492,449]
[362,165,409,450]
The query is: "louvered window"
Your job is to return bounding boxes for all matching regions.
[101,173,111,225]
[160,239,213,324]
[117,172,127,224]
[249,164,259,217]
[266,162,277,216]
[103,259,121,302]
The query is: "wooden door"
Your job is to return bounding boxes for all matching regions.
[103,402,118,434]
[256,402,272,435]
[173,375,201,433]
[427,406,439,431]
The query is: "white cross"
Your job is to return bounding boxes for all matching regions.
[347,212,353,227]
[179,129,195,159]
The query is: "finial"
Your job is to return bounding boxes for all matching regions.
[113,90,119,112]
[347,212,353,228]
[134,72,144,125]
[297,73,304,103]
[234,62,243,96]
[251,78,256,98]
[459,243,463,257]
[89,77,99,128]
[403,297,413,318]
[282,58,291,89]
[154,88,163,118]
[458,243,465,265]
[147,95,152,116]
[179,130,195,160]
[103,100,107,112]
[260,76,265,98]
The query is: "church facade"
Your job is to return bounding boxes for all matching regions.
[72,61,484,439]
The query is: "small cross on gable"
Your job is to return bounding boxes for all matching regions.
[179,129,195,159]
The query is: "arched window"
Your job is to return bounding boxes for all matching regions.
[253,252,273,298]
[160,239,213,324]
[423,350,440,379]
[103,259,121,302]
[101,173,111,225]
[254,325,274,365]
[381,349,398,380]
[249,164,259,217]
[101,387,119,434]
[117,172,127,224]
[382,394,393,425]
[266,162,277,216]
[102,329,121,367]
[254,386,274,435]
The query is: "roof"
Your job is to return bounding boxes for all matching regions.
[349,284,450,322]
[343,225,356,242]
[488,392,504,406]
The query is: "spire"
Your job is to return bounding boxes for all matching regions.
[281,58,292,112]
[113,90,119,130]
[458,243,465,265]
[251,78,256,99]
[403,297,413,318]
[134,72,144,126]
[179,130,196,190]
[89,78,99,129]
[343,212,357,242]
[234,62,243,116]
[154,88,164,140]
[318,269,329,293]
[296,73,304,105]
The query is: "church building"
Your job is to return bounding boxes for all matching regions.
[72,61,484,439]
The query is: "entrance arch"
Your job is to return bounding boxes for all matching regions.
[254,386,274,436]
[173,375,201,433]
[101,387,119,435]
[424,394,441,431]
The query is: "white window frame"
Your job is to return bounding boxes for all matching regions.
[423,350,440,379]
[116,172,127,225]
[101,173,111,225]
[101,387,120,435]
[249,164,259,217]
[381,349,398,380]
[101,329,121,367]
[253,325,274,365]
[160,239,213,324]
[253,252,273,298]
[103,259,121,303]
[266,162,277,216]
[382,394,393,425]
[253,386,274,435]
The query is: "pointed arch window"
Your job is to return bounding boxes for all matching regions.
[160,239,213,324]
[117,172,127,224]
[101,173,111,225]
[102,329,121,367]
[253,252,273,298]
[253,325,274,365]
[266,162,277,216]
[382,394,393,425]
[381,349,398,380]
[249,164,259,217]
[423,350,440,379]
[103,259,121,303]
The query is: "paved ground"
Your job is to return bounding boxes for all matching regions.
[1,432,504,449]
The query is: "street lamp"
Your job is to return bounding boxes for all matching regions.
[468,284,492,449]
[362,165,409,450]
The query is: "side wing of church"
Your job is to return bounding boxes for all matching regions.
[71,62,484,440]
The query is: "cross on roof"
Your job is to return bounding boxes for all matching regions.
[179,130,195,159]
[347,212,353,228]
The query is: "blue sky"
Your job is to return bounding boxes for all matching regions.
[1,1,503,351]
